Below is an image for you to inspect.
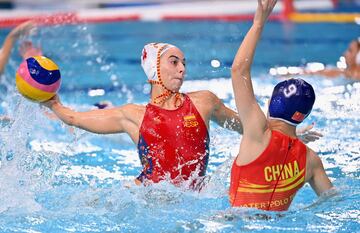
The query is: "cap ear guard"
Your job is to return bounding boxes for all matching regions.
[268,78,315,125]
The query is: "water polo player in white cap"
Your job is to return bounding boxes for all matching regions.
[42,41,244,189]
[229,0,334,211]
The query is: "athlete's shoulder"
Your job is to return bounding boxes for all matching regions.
[187,90,219,101]
[186,91,224,116]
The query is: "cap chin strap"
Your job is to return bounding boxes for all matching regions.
[149,45,182,108]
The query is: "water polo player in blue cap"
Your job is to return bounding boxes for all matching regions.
[229,0,334,211]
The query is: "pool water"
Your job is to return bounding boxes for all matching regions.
[0,21,359,232]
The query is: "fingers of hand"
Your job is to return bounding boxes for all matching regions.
[267,0,277,12]
[270,0,278,8]
[304,135,318,142]
[297,124,316,134]
[309,131,323,137]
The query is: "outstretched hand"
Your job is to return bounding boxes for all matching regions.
[41,95,60,109]
[19,41,43,59]
[296,123,323,144]
[253,0,277,27]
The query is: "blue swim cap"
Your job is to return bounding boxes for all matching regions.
[268,78,315,125]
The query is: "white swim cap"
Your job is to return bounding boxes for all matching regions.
[141,43,175,82]
[141,42,182,107]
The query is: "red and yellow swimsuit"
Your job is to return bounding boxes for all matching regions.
[229,130,306,211]
[137,94,209,187]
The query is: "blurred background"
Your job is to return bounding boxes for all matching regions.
[0,0,358,11]
[0,0,359,25]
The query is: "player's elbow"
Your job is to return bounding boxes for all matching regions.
[63,113,78,127]
[231,63,250,78]
[231,63,243,73]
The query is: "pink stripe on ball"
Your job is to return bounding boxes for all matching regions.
[17,61,61,93]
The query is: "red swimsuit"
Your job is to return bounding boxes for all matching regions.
[137,94,209,186]
[229,130,307,211]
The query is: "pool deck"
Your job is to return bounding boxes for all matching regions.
[0,0,359,27]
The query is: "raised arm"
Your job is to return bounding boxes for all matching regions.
[0,21,35,74]
[42,95,140,138]
[231,0,277,138]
